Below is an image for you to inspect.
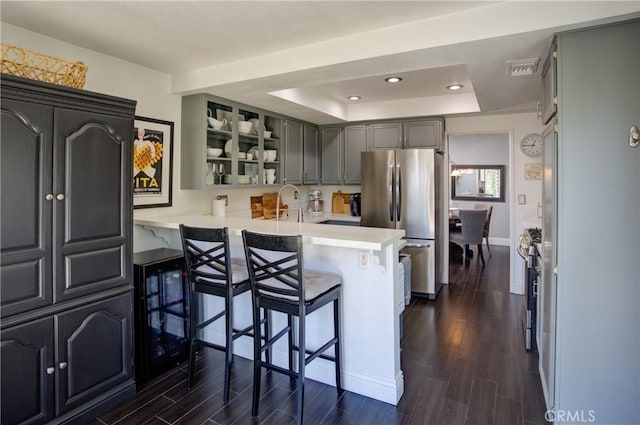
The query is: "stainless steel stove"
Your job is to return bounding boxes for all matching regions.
[518,228,542,351]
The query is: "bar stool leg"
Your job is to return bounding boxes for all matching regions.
[251,300,262,417]
[223,295,233,403]
[287,315,294,377]
[296,314,305,425]
[263,308,272,365]
[333,297,343,395]
[187,290,198,389]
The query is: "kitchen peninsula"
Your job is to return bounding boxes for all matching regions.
[135,214,406,404]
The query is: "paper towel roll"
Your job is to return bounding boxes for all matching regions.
[212,199,226,217]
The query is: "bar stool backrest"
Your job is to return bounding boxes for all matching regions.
[180,225,232,288]
[242,230,305,303]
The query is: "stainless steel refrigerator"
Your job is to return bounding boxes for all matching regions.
[360,149,442,299]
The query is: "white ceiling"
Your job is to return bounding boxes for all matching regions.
[2,1,639,124]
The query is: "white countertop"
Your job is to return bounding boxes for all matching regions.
[135,212,404,251]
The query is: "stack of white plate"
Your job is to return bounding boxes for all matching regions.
[238,175,250,184]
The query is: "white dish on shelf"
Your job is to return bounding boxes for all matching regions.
[224,139,233,157]
[206,147,222,157]
[247,146,260,161]
[238,120,253,134]
[265,150,277,162]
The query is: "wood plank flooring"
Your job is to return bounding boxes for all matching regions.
[96,246,548,425]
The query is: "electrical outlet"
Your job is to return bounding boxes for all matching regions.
[359,251,369,269]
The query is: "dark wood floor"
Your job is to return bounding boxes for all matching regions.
[95,245,548,425]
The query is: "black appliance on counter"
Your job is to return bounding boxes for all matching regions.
[133,249,190,384]
[349,193,361,216]
[518,228,541,351]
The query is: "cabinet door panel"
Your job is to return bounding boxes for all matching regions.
[1,318,55,425]
[56,293,132,415]
[0,99,53,317]
[344,126,366,184]
[284,120,303,185]
[403,120,442,150]
[367,123,402,150]
[321,127,342,184]
[303,125,319,184]
[53,109,132,302]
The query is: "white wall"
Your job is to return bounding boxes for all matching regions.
[445,113,543,294]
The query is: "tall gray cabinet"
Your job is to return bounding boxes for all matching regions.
[0,75,136,424]
[539,20,639,424]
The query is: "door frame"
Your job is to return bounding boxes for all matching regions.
[442,128,515,292]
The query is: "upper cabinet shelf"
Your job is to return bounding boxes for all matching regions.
[181,94,283,189]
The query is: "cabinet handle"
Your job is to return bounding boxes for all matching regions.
[46,367,55,375]
[45,194,54,201]
[56,194,65,201]
[59,362,68,370]
[630,125,639,147]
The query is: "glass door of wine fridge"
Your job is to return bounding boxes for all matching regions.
[133,249,190,384]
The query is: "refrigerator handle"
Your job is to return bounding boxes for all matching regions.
[388,163,394,222]
[396,163,401,221]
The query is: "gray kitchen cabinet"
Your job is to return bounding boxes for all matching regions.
[303,124,319,184]
[182,94,284,188]
[320,125,365,185]
[284,120,319,185]
[320,127,343,184]
[540,38,557,124]
[344,125,366,184]
[0,74,135,424]
[284,119,303,184]
[403,120,443,150]
[538,20,639,423]
[367,122,402,149]
[367,119,444,151]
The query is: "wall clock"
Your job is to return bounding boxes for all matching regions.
[520,133,543,157]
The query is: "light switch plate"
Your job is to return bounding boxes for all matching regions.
[518,194,527,205]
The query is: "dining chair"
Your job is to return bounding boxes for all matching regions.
[449,209,487,266]
[474,203,494,257]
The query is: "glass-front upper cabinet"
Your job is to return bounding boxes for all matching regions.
[181,94,285,189]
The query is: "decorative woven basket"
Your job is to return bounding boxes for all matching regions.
[0,43,87,89]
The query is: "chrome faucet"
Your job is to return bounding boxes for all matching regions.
[276,184,303,222]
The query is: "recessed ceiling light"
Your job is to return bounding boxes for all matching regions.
[348,96,361,101]
[385,77,403,83]
[447,84,463,91]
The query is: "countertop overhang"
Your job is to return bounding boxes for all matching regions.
[135,213,404,251]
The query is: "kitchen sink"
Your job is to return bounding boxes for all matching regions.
[317,219,360,226]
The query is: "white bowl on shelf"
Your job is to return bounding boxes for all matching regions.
[206,147,222,157]
[238,121,253,134]
[265,150,277,162]
[263,130,272,138]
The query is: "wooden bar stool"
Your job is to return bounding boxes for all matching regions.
[241,230,343,425]
[180,225,269,403]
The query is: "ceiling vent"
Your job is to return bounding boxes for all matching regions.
[507,58,540,76]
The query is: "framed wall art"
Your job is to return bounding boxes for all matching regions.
[133,116,174,208]
[525,162,543,180]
